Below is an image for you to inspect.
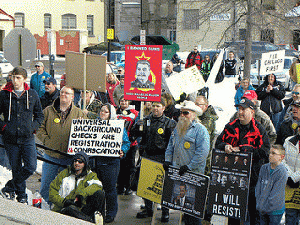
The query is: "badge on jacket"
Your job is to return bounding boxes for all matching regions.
[54,118,60,123]
[184,142,190,149]
[157,128,164,134]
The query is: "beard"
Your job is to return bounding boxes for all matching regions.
[176,116,191,137]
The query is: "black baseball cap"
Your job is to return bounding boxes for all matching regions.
[43,77,57,85]
[235,98,255,110]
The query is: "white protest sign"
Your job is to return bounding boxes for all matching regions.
[165,65,205,100]
[260,50,285,75]
[67,119,125,157]
[206,49,225,87]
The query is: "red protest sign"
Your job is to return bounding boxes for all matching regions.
[124,45,162,102]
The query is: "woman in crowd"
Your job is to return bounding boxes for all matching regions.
[90,103,130,223]
[106,73,120,107]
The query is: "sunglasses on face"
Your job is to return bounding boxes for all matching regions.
[292,91,300,95]
[35,66,40,68]
[180,111,190,116]
[73,159,84,164]
[45,82,51,85]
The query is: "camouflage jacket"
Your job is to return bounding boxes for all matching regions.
[77,97,102,119]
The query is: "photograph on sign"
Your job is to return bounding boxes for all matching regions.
[260,50,285,75]
[161,166,209,219]
[207,149,252,221]
[136,157,164,204]
[124,45,162,102]
[67,119,124,157]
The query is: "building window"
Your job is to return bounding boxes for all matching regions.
[62,14,76,29]
[261,29,274,43]
[261,0,275,10]
[44,13,51,30]
[183,9,199,30]
[15,13,25,28]
[87,15,94,36]
[170,30,176,42]
[239,29,246,41]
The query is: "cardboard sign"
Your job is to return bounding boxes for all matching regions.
[296,63,300,84]
[161,166,209,219]
[137,157,164,204]
[67,119,124,157]
[124,45,162,102]
[65,51,106,92]
[165,65,205,101]
[260,50,285,75]
[207,149,252,221]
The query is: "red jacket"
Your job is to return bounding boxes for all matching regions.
[106,80,120,107]
[185,51,203,70]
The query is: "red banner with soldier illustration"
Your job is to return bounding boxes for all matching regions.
[124,45,162,102]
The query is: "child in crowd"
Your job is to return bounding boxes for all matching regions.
[255,144,288,225]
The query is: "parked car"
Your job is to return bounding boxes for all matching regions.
[101,51,125,65]
[250,56,296,90]
[0,51,14,76]
[276,44,299,57]
[130,35,180,60]
[83,42,125,55]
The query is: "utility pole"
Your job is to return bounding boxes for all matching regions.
[244,0,253,79]
[107,0,111,62]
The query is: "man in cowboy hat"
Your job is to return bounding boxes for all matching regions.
[164,100,210,225]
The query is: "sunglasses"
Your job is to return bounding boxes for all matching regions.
[74,159,84,164]
[35,65,40,68]
[45,82,51,85]
[292,91,300,95]
[180,111,190,116]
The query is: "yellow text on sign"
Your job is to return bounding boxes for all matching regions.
[107,29,114,40]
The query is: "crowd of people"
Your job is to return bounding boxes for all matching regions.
[0,49,299,225]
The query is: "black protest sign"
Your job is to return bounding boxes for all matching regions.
[207,149,252,221]
[161,166,209,219]
[67,119,125,157]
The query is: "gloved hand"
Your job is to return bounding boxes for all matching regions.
[179,92,187,103]
[179,165,190,176]
[74,195,84,207]
[287,177,300,188]
[63,199,74,208]
[163,161,172,171]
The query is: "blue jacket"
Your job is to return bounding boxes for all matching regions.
[234,85,255,106]
[30,71,51,97]
[0,82,44,144]
[165,120,210,174]
[255,163,288,214]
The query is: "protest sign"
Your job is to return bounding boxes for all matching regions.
[136,157,164,204]
[207,149,252,221]
[165,65,205,101]
[296,63,300,83]
[260,50,285,75]
[67,119,124,157]
[161,166,209,219]
[124,45,162,102]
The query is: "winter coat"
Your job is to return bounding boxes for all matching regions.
[36,98,87,158]
[113,84,124,107]
[30,71,51,97]
[255,163,288,214]
[76,93,102,119]
[106,80,120,107]
[185,51,203,70]
[131,113,176,161]
[49,165,103,212]
[283,135,300,209]
[230,107,277,145]
[276,118,299,145]
[201,61,213,82]
[165,120,210,174]
[40,88,60,110]
[224,59,237,75]
[289,59,300,83]
[215,118,270,187]
[0,82,44,144]
[164,104,180,122]
[234,85,256,106]
[256,75,285,115]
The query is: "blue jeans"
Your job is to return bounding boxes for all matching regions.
[0,136,11,170]
[4,138,37,198]
[259,212,283,225]
[270,112,281,131]
[95,157,120,218]
[40,154,71,204]
[286,208,300,225]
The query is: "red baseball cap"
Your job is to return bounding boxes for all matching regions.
[242,90,257,100]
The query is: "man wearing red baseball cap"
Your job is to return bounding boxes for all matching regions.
[230,90,277,145]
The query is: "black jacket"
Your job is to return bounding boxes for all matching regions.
[0,82,44,144]
[40,88,60,109]
[256,75,285,115]
[131,113,176,160]
[277,119,298,145]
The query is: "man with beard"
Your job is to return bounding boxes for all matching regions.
[215,98,270,225]
[164,100,209,225]
[40,77,60,109]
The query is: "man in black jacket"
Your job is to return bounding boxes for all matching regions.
[0,67,44,203]
[131,99,177,222]
[40,77,60,109]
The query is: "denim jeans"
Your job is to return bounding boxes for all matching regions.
[259,212,283,225]
[95,157,120,218]
[270,112,281,131]
[4,138,37,199]
[40,154,71,204]
[0,136,11,170]
[286,208,300,225]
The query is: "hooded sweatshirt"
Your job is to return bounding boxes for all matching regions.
[0,81,44,143]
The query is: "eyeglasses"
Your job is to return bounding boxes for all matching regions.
[35,65,40,68]
[180,111,190,116]
[269,151,281,155]
[74,159,84,164]
[292,91,300,95]
[45,82,51,85]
